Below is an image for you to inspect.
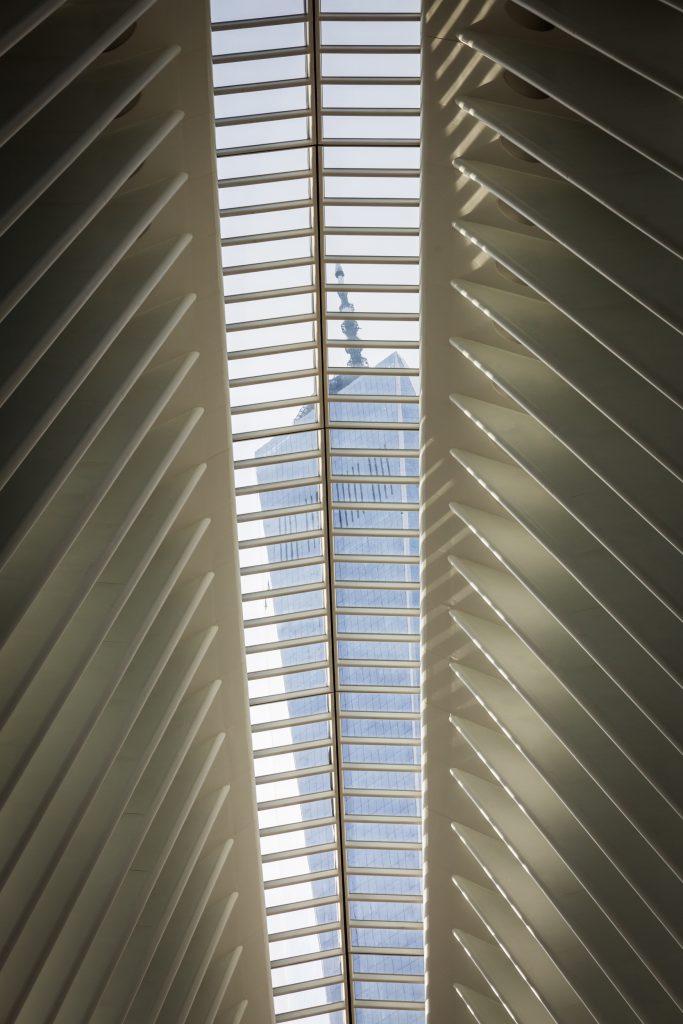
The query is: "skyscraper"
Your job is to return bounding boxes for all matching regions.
[253,269,423,1021]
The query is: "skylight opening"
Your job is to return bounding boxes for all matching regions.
[211,1,422,1021]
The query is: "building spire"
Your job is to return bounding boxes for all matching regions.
[335,263,367,367]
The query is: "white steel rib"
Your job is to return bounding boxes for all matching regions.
[420,1,683,1022]
[0,2,273,1022]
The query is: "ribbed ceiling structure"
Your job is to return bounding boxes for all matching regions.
[2,3,682,1024]
[421,1,683,1022]
[0,3,272,1022]
[212,2,423,1022]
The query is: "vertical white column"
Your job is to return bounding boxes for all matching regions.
[421,2,683,1022]
[0,2,273,1022]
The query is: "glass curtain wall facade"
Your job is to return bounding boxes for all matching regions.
[211,3,422,1022]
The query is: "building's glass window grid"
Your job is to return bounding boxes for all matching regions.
[211,2,422,1021]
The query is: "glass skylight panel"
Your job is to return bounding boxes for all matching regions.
[212,2,422,1021]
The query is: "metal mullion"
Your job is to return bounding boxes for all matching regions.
[342,764,420,777]
[354,972,424,984]
[253,712,331,737]
[259,814,336,838]
[323,282,418,292]
[336,633,417,645]
[326,363,418,375]
[333,554,418,565]
[347,867,421,878]
[337,634,419,648]
[213,45,308,65]
[254,736,331,760]
[215,77,311,97]
[331,528,418,539]
[311,5,355,1020]
[252,708,331,733]
[323,254,418,265]
[323,282,419,294]
[349,919,422,931]
[248,658,329,682]
[339,686,418,696]
[239,528,323,551]
[329,393,419,408]
[331,420,410,438]
[272,973,344,996]
[255,737,331,761]
[341,708,419,719]
[259,788,335,812]
[245,604,326,627]
[246,604,325,629]
[268,920,340,941]
[329,468,417,479]
[354,999,423,1010]
[227,311,315,332]
[322,72,419,82]
[212,14,306,31]
[232,394,320,417]
[256,762,333,787]
[333,580,419,592]
[343,810,421,823]
[218,136,313,158]
[342,787,419,800]
[333,607,419,619]
[326,312,418,323]
[325,227,418,238]
[329,394,417,407]
[321,107,419,118]
[326,341,419,351]
[236,489,321,509]
[222,201,313,219]
[230,366,317,388]
[327,334,418,346]
[216,107,311,129]
[270,945,342,969]
[322,165,419,176]
[220,169,312,189]
[227,258,315,278]
[246,632,326,658]
[332,501,418,514]
[233,430,319,450]
[276,1000,347,1024]
[223,224,313,245]
[319,138,419,148]
[250,684,330,706]
[262,841,338,865]
[236,460,319,479]
[339,737,419,753]
[328,448,417,459]
[345,840,421,852]
[320,12,420,20]
[228,342,316,360]
[329,438,419,450]
[244,580,326,603]
[343,767,419,779]
[266,870,338,894]
[320,45,420,55]
[266,892,338,916]
[227,260,315,280]
[349,893,422,905]
[337,657,419,668]
[352,945,423,957]
[237,502,323,524]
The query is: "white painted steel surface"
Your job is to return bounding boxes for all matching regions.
[421,1,683,1022]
